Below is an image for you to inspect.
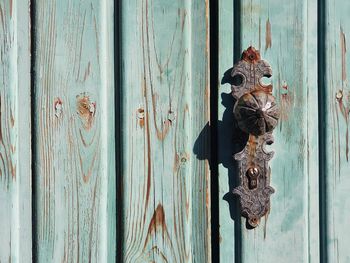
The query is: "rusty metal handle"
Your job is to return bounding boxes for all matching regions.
[231,47,280,228]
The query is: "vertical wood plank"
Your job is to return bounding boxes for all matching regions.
[218,0,237,262]
[191,1,211,261]
[218,0,319,262]
[120,0,211,262]
[0,0,32,261]
[33,0,115,261]
[324,0,350,261]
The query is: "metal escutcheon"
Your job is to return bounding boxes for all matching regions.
[231,46,280,228]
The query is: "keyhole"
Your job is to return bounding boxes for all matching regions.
[247,167,259,189]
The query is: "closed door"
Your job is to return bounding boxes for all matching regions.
[0,0,348,262]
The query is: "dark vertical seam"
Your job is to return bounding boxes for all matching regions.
[233,1,242,63]
[318,0,328,262]
[233,1,242,263]
[30,0,38,261]
[209,0,219,261]
[115,0,124,262]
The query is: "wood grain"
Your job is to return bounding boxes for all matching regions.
[324,0,350,261]
[0,0,32,261]
[33,0,115,261]
[218,0,319,262]
[120,0,211,262]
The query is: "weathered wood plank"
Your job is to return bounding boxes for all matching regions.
[33,0,115,261]
[120,0,210,262]
[0,0,32,261]
[218,0,237,262]
[324,0,350,261]
[218,0,319,262]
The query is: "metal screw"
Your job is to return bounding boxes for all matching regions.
[137,108,145,119]
[167,110,175,122]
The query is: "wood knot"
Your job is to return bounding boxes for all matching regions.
[76,93,96,130]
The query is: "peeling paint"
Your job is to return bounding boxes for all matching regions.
[137,108,145,128]
[336,90,343,100]
[259,17,262,50]
[9,0,12,18]
[335,89,349,161]
[143,204,172,254]
[83,61,91,81]
[340,26,346,81]
[279,80,293,121]
[54,98,63,118]
[265,18,272,51]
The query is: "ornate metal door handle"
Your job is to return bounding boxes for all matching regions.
[231,47,280,228]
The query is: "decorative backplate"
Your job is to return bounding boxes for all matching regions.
[231,47,280,228]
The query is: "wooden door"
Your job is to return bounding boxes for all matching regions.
[0,0,349,262]
[217,0,319,262]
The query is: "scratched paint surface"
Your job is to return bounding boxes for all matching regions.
[6,0,350,261]
[33,0,115,262]
[120,0,210,262]
[0,0,31,262]
[218,0,319,262]
[324,1,350,262]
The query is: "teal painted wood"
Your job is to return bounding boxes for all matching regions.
[324,1,350,261]
[218,0,319,262]
[120,0,211,262]
[218,0,236,262]
[0,0,32,262]
[33,0,116,261]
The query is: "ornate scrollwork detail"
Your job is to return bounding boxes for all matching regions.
[231,47,280,228]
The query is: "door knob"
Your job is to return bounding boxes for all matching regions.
[231,47,280,228]
[234,90,279,136]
